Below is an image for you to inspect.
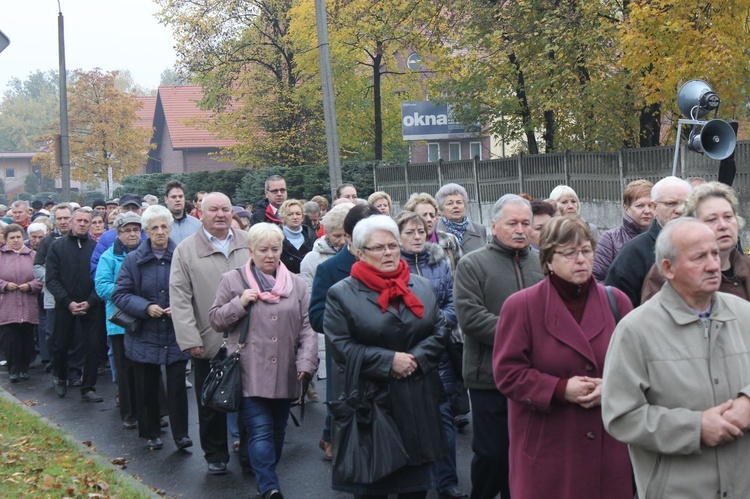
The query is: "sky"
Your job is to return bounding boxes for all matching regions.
[0,0,178,95]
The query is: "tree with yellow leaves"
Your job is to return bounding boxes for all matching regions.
[33,69,153,193]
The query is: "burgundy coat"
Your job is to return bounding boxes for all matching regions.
[493,277,633,499]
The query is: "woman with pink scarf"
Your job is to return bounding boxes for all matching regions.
[209,223,318,499]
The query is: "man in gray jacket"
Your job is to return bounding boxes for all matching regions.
[454,194,544,499]
[171,192,250,476]
[602,218,750,498]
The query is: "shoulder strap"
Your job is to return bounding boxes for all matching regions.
[235,267,253,345]
[605,285,620,324]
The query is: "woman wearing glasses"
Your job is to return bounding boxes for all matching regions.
[492,215,633,499]
[324,215,449,498]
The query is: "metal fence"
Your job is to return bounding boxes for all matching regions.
[374,140,750,231]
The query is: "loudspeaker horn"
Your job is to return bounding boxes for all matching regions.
[687,119,736,160]
[677,80,720,119]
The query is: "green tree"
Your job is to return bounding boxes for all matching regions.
[0,70,59,152]
[33,69,154,194]
[156,0,326,168]
[24,173,38,195]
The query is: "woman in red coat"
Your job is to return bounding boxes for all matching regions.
[492,215,633,499]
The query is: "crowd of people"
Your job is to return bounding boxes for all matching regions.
[2,172,750,499]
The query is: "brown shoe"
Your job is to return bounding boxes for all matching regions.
[306,381,319,400]
[319,438,332,461]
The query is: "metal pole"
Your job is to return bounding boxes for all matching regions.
[314,0,342,199]
[58,6,71,201]
[671,121,682,177]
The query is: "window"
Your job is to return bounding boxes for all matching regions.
[448,142,461,161]
[470,142,482,160]
[5,168,14,178]
[427,143,440,162]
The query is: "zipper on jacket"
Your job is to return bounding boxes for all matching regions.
[475,344,485,381]
[513,251,526,290]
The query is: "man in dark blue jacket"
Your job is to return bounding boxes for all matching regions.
[46,208,102,401]
[309,204,378,460]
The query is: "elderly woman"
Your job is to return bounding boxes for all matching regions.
[641,181,750,302]
[396,211,466,499]
[324,215,449,498]
[112,206,192,451]
[593,179,653,282]
[300,203,353,293]
[279,199,317,274]
[492,215,633,499]
[404,192,462,269]
[95,212,144,430]
[0,224,42,382]
[89,210,107,242]
[435,183,486,255]
[549,185,600,241]
[368,191,393,217]
[209,223,318,499]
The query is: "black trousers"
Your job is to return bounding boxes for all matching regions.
[354,493,427,499]
[110,335,136,423]
[0,322,34,374]
[133,360,188,441]
[192,356,229,464]
[469,388,511,499]
[50,308,99,395]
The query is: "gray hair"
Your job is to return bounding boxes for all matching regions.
[655,217,705,276]
[141,205,174,230]
[491,194,532,223]
[143,194,159,204]
[27,222,48,235]
[651,176,691,202]
[435,183,469,209]
[11,200,29,210]
[322,203,353,232]
[247,222,284,250]
[352,215,399,251]
[303,201,321,216]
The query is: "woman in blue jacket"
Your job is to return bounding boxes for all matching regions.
[112,205,191,451]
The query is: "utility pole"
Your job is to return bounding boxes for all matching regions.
[58,2,71,201]
[314,0,342,198]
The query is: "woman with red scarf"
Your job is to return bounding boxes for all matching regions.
[209,223,318,499]
[324,215,449,499]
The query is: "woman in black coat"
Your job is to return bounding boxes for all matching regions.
[112,205,191,451]
[279,199,316,274]
[324,215,448,498]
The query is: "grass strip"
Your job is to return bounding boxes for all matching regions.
[0,397,152,498]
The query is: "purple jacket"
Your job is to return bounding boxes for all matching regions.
[593,214,645,283]
[0,245,42,325]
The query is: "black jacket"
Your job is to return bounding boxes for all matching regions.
[324,274,449,491]
[280,225,317,274]
[46,232,99,310]
[250,198,281,226]
[604,219,661,307]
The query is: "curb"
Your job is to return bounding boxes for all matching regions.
[0,386,161,498]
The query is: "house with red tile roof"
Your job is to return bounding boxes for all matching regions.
[137,86,239,174]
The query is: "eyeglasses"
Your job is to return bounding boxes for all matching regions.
[119,227,141,234]
[554,248,594,260]
[267,188,287,194]
[362,243,400,254]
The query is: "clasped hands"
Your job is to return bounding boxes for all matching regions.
[391,351,418,380]
[4,282,31,293]
[147,304,171,318]
[565,375,602,409]
[68,300,90,316]
[701,396,750,447]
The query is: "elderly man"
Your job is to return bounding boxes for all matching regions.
[164,180,201,244]
[26,222,46,251]
[11,200,31,229]
[250,175,288,225]
[46,208,101,401]
[602,217,750,498]
[171,192,250,475]
[605,176,691,307]
[454,194,544,499]
[90,194,146,278]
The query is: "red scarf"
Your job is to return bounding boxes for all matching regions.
[350,259,424,318]
[265,204,281,224]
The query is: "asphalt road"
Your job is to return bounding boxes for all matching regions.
[0,367,474,498]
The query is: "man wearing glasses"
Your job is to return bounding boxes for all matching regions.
[605,176,691,307]
[250,175,288,226]
[453,194,544,499]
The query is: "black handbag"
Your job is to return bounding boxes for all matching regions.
[109,307,142,334]
[201,276,253,413]
[329,347,411,484]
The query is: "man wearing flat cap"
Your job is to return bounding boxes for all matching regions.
[90,194,146,279]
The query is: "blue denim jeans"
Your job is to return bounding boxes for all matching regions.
[240,397,292,494]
